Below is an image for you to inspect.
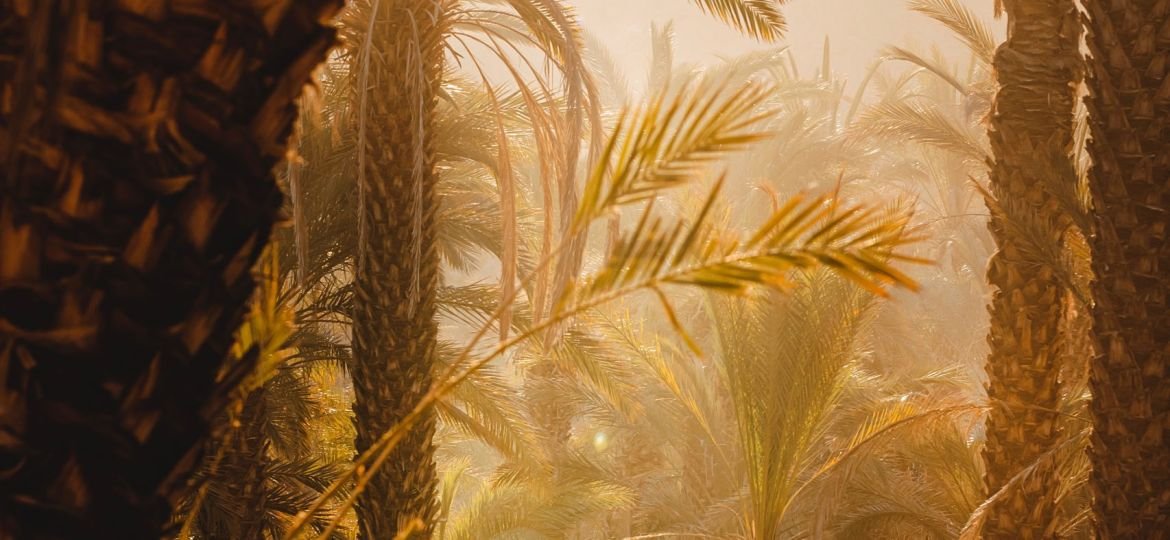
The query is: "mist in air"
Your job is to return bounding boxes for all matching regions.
[10,0,1152,538]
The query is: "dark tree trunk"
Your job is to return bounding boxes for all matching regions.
[0,1,339,537]
[1082,1,1170,536]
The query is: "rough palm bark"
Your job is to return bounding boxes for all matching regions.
[1082,1,1170,536]
[980,0,1082,537]
[345,0,445,537]
[0,1,340,538]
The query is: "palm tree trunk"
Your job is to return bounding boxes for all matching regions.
[0,1,339,538]
[347,0,444,537]
[981,0,1081,536]
[1082,1,1170,535]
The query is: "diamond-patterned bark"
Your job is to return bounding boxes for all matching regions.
[1082,1,1170,536]
[0,1,340,537]
[982,0,1082,537]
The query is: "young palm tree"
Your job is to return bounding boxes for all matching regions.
[0,2,340,538]
[978,0,1084,536]
[1081,1,1170,535]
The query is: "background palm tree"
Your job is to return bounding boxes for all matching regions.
[0,2,340,537]
[343,1,448,536]
[339,0,603,535]
[1081,0,1170,535]
[427,33,990,537]
[847,2,1095,535]
[338,2,797,537]
[174,250,356,539]
[130,2,1114,538]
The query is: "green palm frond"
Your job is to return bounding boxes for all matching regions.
[289,71,928,540]
[179,250,355,540]
[705,274,871,538]
[543,323,645,422]
[834,429,982,537]
[689,0,789,42]
[601,310,724,452]
[437,283,528,332]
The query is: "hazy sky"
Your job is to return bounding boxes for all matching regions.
[572,0,1001,93]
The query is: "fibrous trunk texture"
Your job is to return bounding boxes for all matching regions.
[347,0,444,537]
[981,0,1081,536]
[1082,1,1170,536]
[0,1,339,538]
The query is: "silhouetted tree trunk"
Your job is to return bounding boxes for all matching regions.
[1082,1,1170,535]
[981,0,1082,536]
[0,1,339,537]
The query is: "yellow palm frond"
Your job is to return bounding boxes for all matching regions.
[577,79,774,223]
[689,0,789,42]
[908,0,998,65]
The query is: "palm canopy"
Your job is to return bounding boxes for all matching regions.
[281,67,925,537]
[170,2,1097,539]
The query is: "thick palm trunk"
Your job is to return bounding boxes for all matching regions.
[981,0,1081,536]
[0,1,339,538]
[347,1,444,537]
[1082,1,1170,536]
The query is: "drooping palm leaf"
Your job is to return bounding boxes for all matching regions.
[688,0,789,42]
[907,0,998,65]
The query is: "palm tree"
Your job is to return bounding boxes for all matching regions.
[174,251,356,539]
[341,0,603,533]
[342,1,447,536]
[978,0,1084,536]
[848,1,1098,535]
[0,2,340,538]
[341,1,795,536]
[1081,1,1170,535]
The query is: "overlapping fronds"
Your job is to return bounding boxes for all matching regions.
[601,310,724,452]
[564,183,922,325]
[881,46,969,94]
[853,99,990,163]
[521,322,645,422]
[443,474,635,540]
[907,0,998,64]
[688,0,789,42]
[437,341,545,465]
[712,274,873,538]
[577,79,773,222]
[178,250,354,540]
[959,429,1091,539]
[649,21,676,91]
